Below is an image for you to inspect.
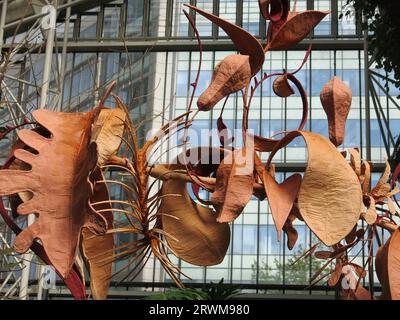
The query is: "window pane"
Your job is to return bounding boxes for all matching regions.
[103,6,121,38]
[149,0,167,37]
[338,0,357,36]
[79,15,97,38]
[242,0,259,36]
[314,0,331,36]
[125,0,144,37]
[219,0,237,37]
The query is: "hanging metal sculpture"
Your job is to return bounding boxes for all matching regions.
[0,0,399,300]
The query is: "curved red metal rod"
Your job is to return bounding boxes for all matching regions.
[182,9,203,114]
[292,44,313,75]
[240,46,311,152]
[180,9,213,192]
[0,119,35,141]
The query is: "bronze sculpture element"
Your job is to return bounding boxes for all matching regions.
[0,0,398,300]
[0,109,107,278]
[320,76,353,147]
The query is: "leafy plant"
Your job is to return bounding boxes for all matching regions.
[144,279,241,300]
[341,1,400,95]
[0,247,20,272]
[144,288,209,300]
[251,246,329,286]
[201,278,241,300]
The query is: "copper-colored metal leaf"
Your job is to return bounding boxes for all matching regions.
[362,195,377,225]
[211,146,255,223]
[81,172,114,300]
[79,106,124,299]
[0,109,107,277]
[349,263,367,279]
[268,11,329,50]
[328,261,342,287]
[282,208,300,250]
[159,167,230,266]
[360,160,371,193]
[388,196,397,215]
[91,107,126,167]
[375,229,400,300]
[185,4,264,111]
[314,251,332,259]
[197,55,253,111]
[348,148,361,177]
[185,4,264,75]
[282,216,298,250]
[273,74,295,97]
[342,285,373,300]
[217,115,234,147]
[320,76,352,147]
[267,131,363,246]
[262,169,301,240]
[371,161,391,203]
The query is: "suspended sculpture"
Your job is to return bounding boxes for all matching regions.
[0,0,399,300]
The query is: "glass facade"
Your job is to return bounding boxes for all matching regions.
[1,0,399,298]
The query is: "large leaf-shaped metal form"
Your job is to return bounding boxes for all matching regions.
[267,11,329,50]
[91,107,126,166]
[320,77,352,147]
[375,229,400,300]
[0,109,107,278]
[80,106,125,299]
[185,4,264,111]
[262,169,302,240]
[159,165,230,266]
[267,131,362,246]
[371,161,391,203]
[211,146,255,223]
[81,173,114,300]
[273,74,295,97]
[197,54,253,111]
[80,107,124,299]
[185,4,264,75]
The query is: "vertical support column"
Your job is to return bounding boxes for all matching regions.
[19,4,56,301]
[331,0,339,39]
[0,0,7,52]
[95,53,102,102]
[38,5,56,300]
[363,30,371,161]
[212,0,219,39]
[39,5,57,110]
[57,0,72,111]
[362,16,374,295]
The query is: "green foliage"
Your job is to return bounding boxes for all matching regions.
[145,288,209,300]
[201,278,241,300]
[0,247,19,272]
[144,278,241,300]
[341,1,400,95]
[251,246,329,286]
[0,247,15,255]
